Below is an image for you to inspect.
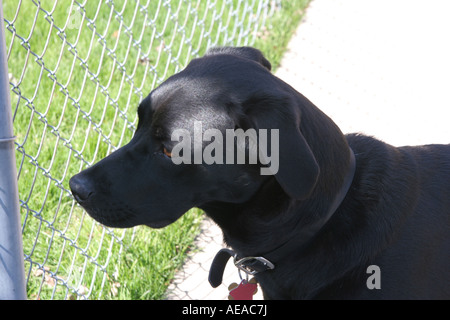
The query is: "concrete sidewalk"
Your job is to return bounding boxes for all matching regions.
[166,0,450,300]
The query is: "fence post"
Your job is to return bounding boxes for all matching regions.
[0,0,27,300]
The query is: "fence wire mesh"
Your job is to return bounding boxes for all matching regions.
[2,0,280,299]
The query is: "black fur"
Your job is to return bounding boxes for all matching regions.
[70,47,450,299]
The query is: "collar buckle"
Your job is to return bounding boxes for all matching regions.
[234,255,275,276]
[208,248,275,288]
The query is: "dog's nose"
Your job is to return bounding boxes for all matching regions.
[69,174,94,203]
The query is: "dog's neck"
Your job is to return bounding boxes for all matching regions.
[201,147,356,260]
[201,176,289,255]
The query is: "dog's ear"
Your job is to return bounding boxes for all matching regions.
[206,46,271,71]
[243,95,320,200]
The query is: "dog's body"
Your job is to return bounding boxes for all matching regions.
[70,47,450,299]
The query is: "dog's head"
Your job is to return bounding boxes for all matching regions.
[69,47,320,228]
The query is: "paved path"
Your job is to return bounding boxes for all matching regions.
[166,0,450,300]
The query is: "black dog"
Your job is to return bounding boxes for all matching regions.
[70,47,450,299]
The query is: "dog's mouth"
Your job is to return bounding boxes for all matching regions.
[145,219,174,229]
[79,205,138,229]
[70,172,180,229]
[76,202,175,229]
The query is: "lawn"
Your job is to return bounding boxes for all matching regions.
[2,0,309,299]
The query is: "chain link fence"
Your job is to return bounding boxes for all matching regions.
[1,0,280,299]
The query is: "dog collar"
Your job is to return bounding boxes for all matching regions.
[209,248,275,288]
[208,148,356,288]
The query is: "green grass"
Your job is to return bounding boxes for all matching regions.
[254,0,310,70]
[3,0,309,299]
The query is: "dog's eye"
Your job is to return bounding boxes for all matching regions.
[163,147,172,158]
